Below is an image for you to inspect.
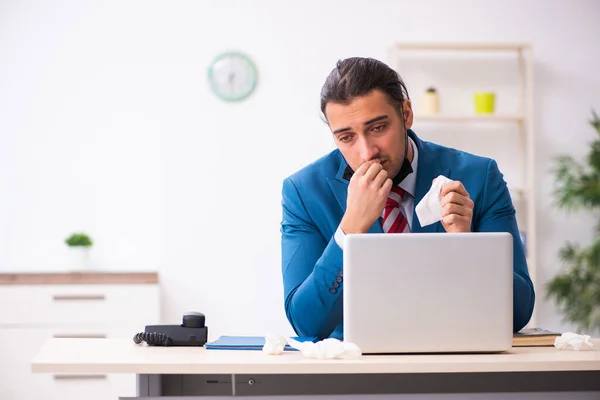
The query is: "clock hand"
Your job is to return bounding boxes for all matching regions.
[228,72,236,94]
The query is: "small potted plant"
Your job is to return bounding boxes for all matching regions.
[65,232,93,271]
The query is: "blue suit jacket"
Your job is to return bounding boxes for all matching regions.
[280,130,535,340]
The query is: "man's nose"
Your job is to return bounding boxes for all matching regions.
[358,137,379,162]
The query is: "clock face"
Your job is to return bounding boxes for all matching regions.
[208,52,258,102]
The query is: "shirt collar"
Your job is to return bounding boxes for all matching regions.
[398,136,418,197]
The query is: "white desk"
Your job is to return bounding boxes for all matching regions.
[32,338,600,398]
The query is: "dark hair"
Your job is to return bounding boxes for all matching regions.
[320,57,410,120]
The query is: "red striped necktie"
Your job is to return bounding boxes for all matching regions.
[381,186,410,233]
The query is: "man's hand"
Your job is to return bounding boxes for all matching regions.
[439,179,474,233]
[340,161,392,234]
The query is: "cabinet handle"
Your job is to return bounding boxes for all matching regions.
[52,294,106,301]
[53,374,107,380]
[53,333,106,339]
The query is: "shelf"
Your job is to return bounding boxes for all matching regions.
[393,43,530,52]
[415,114,524,123]
[392,41,537,327]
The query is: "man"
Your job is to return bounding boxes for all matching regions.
[280,57,535,340]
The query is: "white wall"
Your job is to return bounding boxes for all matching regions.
[1,0,600,340]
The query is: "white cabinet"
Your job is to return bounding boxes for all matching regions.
[0,273,160,400]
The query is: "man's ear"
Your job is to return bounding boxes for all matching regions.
[402,100,414,129]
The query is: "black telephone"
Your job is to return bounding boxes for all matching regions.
[133,311,208,346]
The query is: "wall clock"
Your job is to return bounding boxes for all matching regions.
[207,51,258,102]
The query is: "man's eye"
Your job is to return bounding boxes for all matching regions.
[372,125,385,132]
[339,136,351,142]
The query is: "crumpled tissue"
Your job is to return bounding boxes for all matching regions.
[287,337,362,359]
[554,332,594,351]
[262,334,288,355]
[415,175,453,227]
[262,335,362,359]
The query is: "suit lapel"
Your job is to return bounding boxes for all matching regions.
[409,131,449,233]
[327,156,383,234]
[327,159,350,212]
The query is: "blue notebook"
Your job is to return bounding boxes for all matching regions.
[205,335,317,351]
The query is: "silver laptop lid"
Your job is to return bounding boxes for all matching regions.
[343,232,513,354]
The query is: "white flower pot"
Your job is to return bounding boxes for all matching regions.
[69,246,91,271]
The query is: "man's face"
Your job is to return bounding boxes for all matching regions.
[325,89,413,178]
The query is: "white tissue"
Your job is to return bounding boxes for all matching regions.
[262,334,288,355]
[554,332,594,351]
[262,336,362,359]
[287,337,362,359]
[415,175,453,227]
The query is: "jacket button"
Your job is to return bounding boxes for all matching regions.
[332,281,340,289]
[329,287,337,294]
[338,270,343,277]
[336,276,342,283]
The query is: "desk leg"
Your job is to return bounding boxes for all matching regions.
[136,374,161,397]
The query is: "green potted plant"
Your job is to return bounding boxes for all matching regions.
[65,232,93,271]
[547,110,600,334]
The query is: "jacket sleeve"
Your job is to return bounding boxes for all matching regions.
[280,177,344,339]
[474,159,535,332]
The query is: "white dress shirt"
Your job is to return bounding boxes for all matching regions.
[334,137,419,249]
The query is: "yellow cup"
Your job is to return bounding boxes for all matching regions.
[474,92,495,114]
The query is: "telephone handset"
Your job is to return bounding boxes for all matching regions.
[133,311,208,346]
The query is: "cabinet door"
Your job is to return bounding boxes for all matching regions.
[0,284,160,325]
[0,369,136,400]
[0,327,139,400]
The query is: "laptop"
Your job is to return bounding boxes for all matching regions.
[343,232,513,354]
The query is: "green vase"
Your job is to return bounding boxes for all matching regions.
[474,92,495,114]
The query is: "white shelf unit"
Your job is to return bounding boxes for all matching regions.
[0,275,160,400]
[388,43,537,327]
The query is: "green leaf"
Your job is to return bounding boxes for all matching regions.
[65,233,93,247]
